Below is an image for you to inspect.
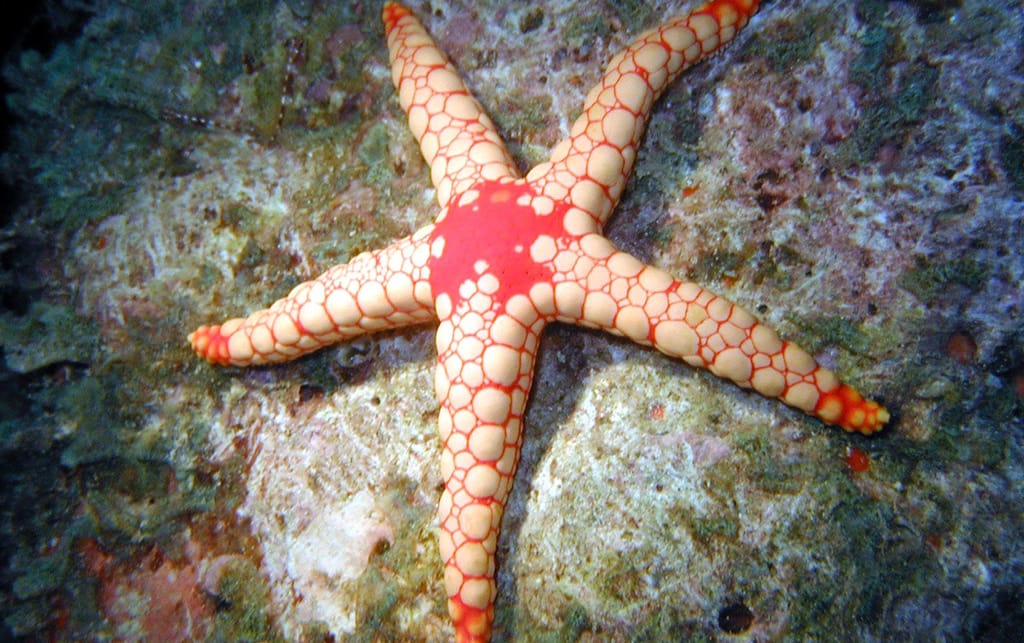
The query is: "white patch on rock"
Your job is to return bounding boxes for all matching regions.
[285,490,394,628]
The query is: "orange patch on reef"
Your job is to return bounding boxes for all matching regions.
[946,331,977,365]
[1011,371,1024,399]
[79,541,215,640]
[650,403,665,420]
[845,446,871,473]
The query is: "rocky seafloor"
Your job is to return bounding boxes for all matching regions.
[1,0,1021,640]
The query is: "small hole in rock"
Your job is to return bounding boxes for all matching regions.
[718,602,754,634]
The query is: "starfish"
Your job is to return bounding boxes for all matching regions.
[190,1,889,640]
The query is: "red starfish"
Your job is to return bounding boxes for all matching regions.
[190,1,889,640]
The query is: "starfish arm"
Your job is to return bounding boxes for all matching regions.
[383,2,520,209]
[553,235,888,434]
[527,0,760,225]
[433,309,545,643]
[189,227,436,366]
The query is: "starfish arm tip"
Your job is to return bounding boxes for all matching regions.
[814,383,891,435]
[449,598,494,643]
[188,322,238,366]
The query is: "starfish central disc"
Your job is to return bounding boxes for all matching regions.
[427,181,566,309]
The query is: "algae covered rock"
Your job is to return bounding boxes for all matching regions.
[0,302,97,374]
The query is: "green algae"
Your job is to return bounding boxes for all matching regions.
[54,375,128,468]
[0,302,98,373]
[825,0,942,168]
[690,247,745,284]
[882,328,1017,470]
[932,382,1017,467]
[0,0,386,235]
[0,449,187,638]
[349,480,441,641]
[210,558,284,643]
[491,93,554,151]
[81,459,215,544]
[628,610,710,643]
[733,425,817,494]
[685,237,812,291]
[691,515,740,542]
[556,602,591,641]
[6,542,90,636]
[234,51,289,140]
[0,1,276,226]
[9,515,75,602]
[107,1,277,115]
[2,73,194,227]
[1000,124,1024,193]
[899,255,990,302]
[2,404,262,638]
[3,480,96,637]
[835,60,940,167]
[499,599,595,643]
[219,202,264,235]
[758,462,930,639]
[357,120,397,189]
[743,10,838,73]
[563,13,612,52]
[608,0,655,34]
[750,242,812,290]
[788,496,939,638]
[518,7,545,34]
[631,94,701,196]
[785,313,873,356]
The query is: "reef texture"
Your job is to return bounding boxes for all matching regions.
[1,0,1022,641]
